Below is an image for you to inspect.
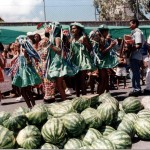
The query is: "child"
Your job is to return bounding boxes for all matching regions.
[12,37,42,108]
[143,41,150,94]
[116,55,127,89]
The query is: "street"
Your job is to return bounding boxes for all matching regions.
[0,79,150,149]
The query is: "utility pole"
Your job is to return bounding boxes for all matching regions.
[136,0,139,19]
[43,0,46,22]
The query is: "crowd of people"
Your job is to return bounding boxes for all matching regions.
[0,19,150,108]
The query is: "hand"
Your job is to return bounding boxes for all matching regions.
[110,40,117,47]
[45,26,51,33]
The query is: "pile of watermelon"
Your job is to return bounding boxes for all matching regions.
[0,93,150,149]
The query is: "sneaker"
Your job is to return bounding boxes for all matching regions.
[129,90,142,97]
[15,96,24,102]
[65,88,75,95]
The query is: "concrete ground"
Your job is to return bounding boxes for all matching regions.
[0,79,150,149]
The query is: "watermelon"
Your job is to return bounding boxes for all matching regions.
[81,107,102,129]
[99,126,115,136]
[16,125,41,149]
[134,118,150,140]
[81,94,99,108]
[26,110,48,126]
[122,97,143,113]
[59,100,73,109]
[0,111,11,125]
[0,125,16,149]
[97,102,118,125]
[98,92,119,108]
[117,120,135,138]
[80,145,93,149]
[122,113,138,125]
[137,109,150,118]
[41,143,59,149]
[64,138,84,149]
[12,107,30,116]
[62,112,85,137]
[32,103,48,112]
[72,97,91,112]
[47,103,75,118]
[41,118,66,144]
[116,110,126,124]
[3,115,27,132]
[98,92,112,103]
[83,128,102,145]
[106,130,132,149]
[91,137,116,149]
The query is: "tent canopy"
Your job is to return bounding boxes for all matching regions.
[0,25,150,45]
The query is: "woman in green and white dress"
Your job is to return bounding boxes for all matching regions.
[47,22,79,101]
[70,22,96,97]
[94,25,118,95]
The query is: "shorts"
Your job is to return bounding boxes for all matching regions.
[116,67,127,76]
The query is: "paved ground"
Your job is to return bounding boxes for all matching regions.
[0,79,150,149]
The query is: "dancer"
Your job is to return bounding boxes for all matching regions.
[12,36,42,108]
[70,22,96,97]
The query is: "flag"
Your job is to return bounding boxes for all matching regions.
[37,23,45,30]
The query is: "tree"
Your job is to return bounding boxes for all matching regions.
[93,0,150,21]
[0,17,4,22]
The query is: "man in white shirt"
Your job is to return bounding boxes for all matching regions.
[128,19,144,96]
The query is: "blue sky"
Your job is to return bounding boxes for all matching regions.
[44,0,95,21]
[0,0,95,22]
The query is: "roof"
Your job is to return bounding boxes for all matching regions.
[0,25,150,44]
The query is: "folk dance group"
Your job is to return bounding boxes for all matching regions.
[0,22,119,108]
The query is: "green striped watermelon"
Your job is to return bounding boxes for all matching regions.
[122,97,143,113]
[62,112,86,137]
[106,130,132,149]
[59,100,74,109]
[26,110,48,126]
[47,103,75,118]
[98,92,119,108]
[137,109,150,118]
[41,118,66,144]
[122,113,138,125]
[12,106,30,117]
[134,118,150,140]
[91,137,116,149]
[0,125,16,149]
[79,145,93,149]
[99,126,115,136]
[32,103,48,112]
[0,111,11,125]
[64,138,84,149]
[97,102,118,125]
[3,115,27,132]
[117,120,135,138]
[116,110,126,124]
[81,107,102,129]
[98,92,112,103]
[41,143,59,149]
[83,128,102,145]
[72,97,91,113]
[16,125,41,149]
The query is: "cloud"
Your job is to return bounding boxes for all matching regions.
[0,0,43,22]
